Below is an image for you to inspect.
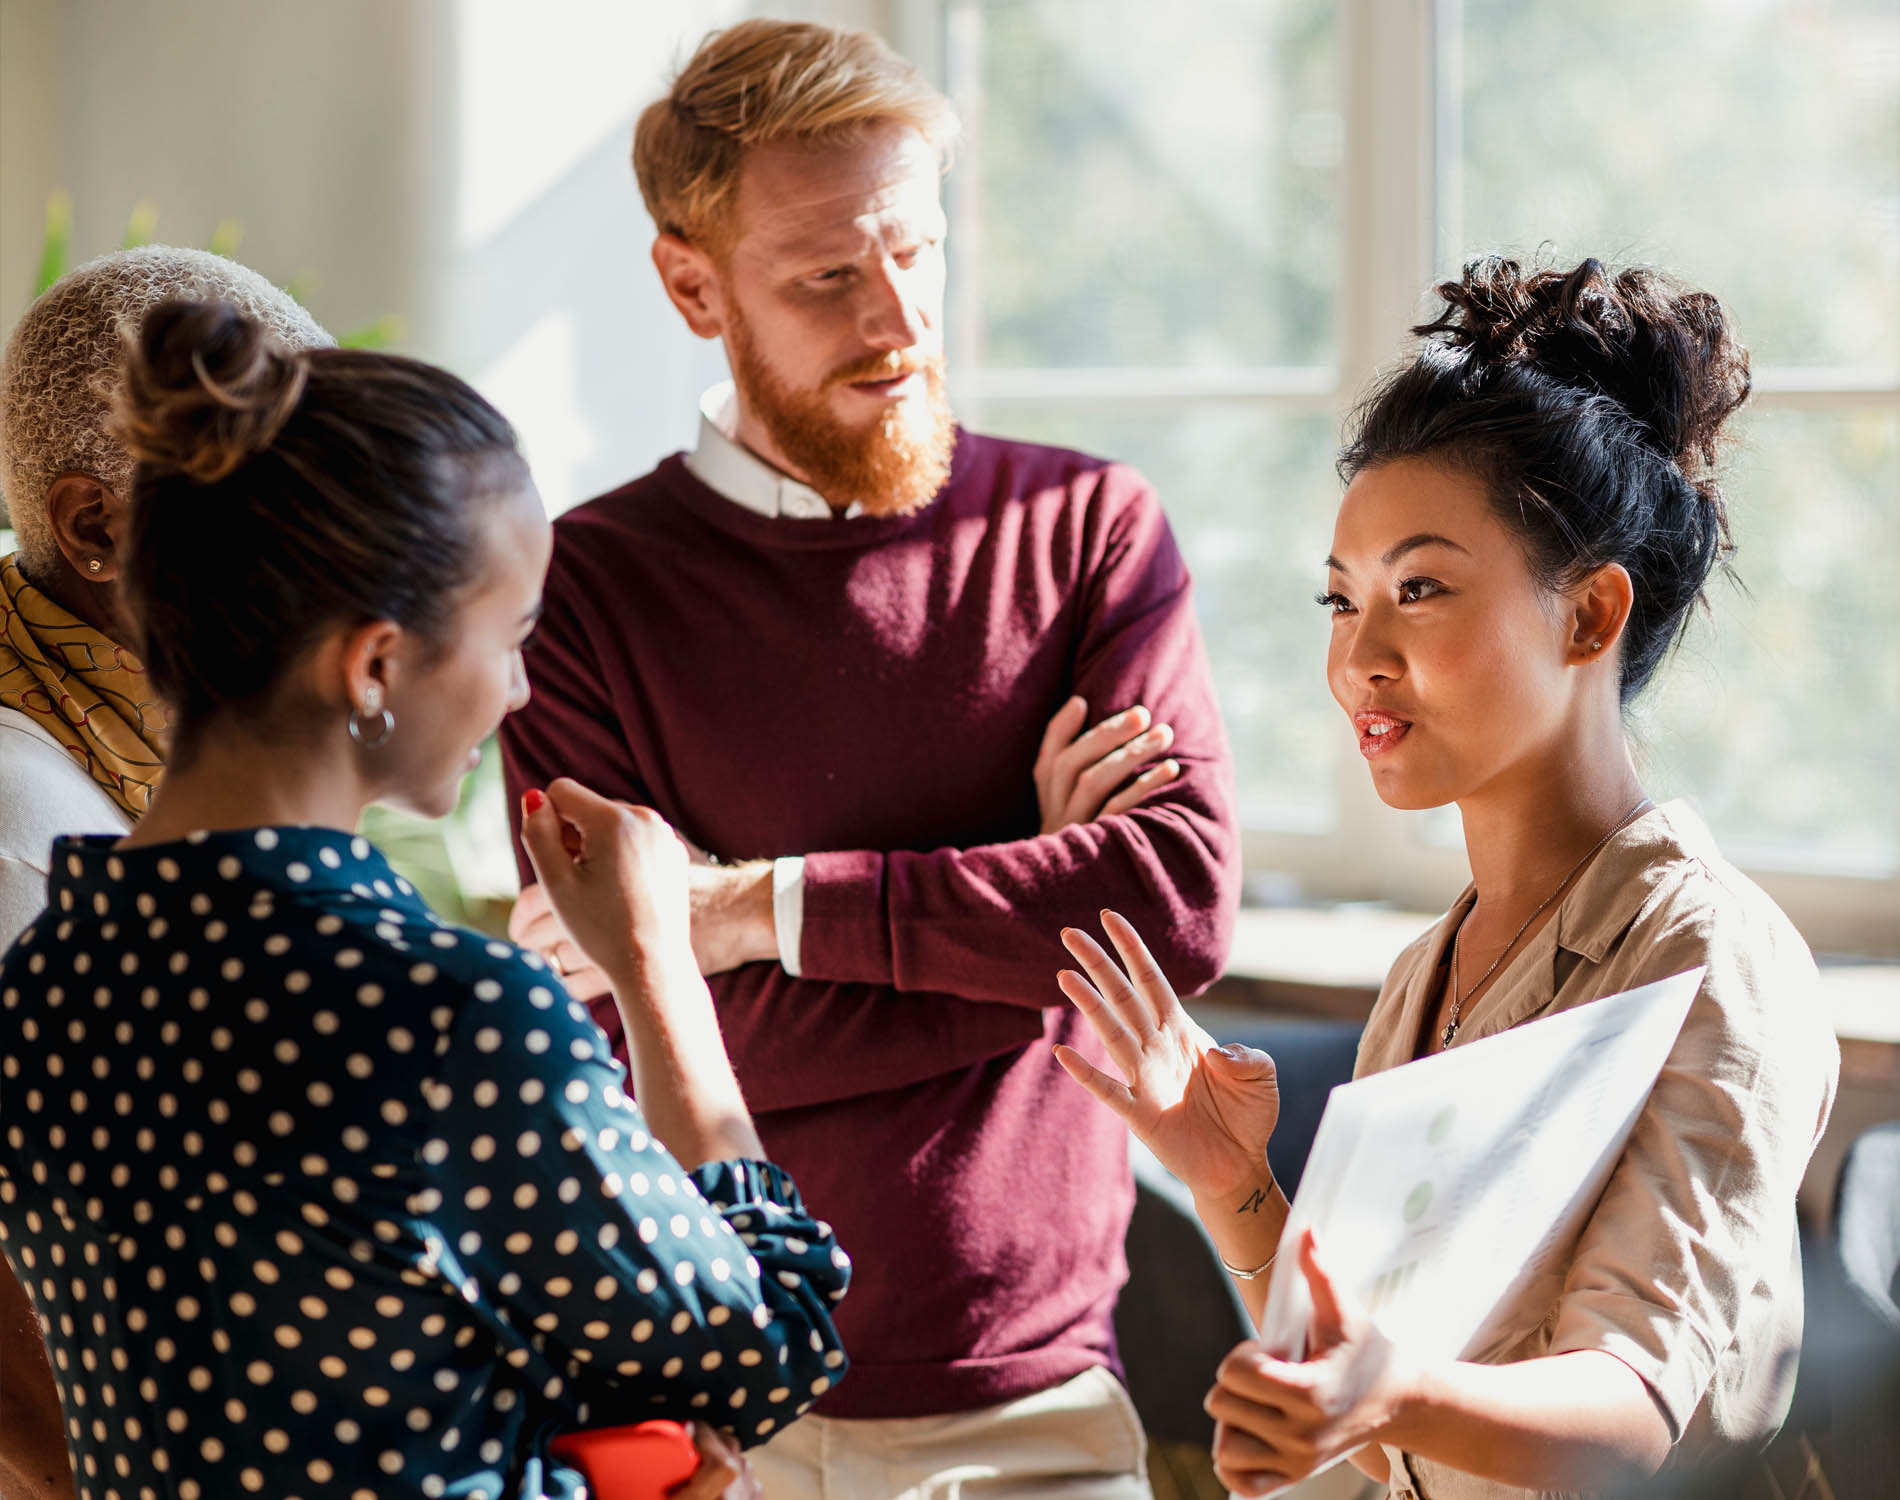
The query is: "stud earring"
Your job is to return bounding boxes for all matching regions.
[87,557,104,574]
[348,682,395,748]
[1589,639,1604,651]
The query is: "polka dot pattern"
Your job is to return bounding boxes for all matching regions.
[0,828,850,1495]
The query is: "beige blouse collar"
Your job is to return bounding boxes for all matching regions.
[1372,800,1713,1066]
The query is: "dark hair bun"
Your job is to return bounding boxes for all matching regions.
[1419,256,1751,492]
[1343,256,1753,704]
[114,299,307,484]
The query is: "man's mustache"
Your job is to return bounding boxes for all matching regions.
[826,350,939,387]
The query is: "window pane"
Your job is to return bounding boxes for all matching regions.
[961,401,1343,829]
[1637,409,1900,876]
[1447,0,1900,369]
[1450,0,1900,883]
[946,0,1340,369]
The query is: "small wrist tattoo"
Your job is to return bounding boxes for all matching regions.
[1237,1179,1276,1215]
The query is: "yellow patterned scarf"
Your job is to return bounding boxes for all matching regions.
[0,552,167,819]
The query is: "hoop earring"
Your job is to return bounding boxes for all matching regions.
[348,684,394,748]
[349,707,395,747]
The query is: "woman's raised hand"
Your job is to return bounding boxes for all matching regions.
[1054,910,1281,1207]
[520,778,763,1167]
[518,778,696,989]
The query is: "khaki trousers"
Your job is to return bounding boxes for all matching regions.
[750,1366,1153,1500]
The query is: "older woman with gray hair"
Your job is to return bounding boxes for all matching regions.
[0,245,328,1500]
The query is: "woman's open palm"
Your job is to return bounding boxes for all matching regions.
[1054,910,1281,1205]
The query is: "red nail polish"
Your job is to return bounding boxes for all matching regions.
[522,788,546,815]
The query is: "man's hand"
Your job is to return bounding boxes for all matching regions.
[685,859,778,976]
[1035,696,1180,834]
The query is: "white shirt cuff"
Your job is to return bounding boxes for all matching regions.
[772,856,806,977]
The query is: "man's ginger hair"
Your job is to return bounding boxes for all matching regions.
[0,245,331,582]
[634,18,958,247]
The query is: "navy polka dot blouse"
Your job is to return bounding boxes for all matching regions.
[0,827,850,1499]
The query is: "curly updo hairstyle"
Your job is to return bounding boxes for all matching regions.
[113,300,528,756]
[1340,256,1751,703]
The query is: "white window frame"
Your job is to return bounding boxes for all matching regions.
[892,0,1900,956]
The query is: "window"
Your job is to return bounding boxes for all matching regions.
[900,0,1900,953]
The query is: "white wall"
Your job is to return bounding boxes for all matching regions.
[0,0,900,524]
[0,0,436,382]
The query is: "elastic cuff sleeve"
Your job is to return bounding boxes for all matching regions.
[1549,1291,1716,1441]
[795,848,892,985]
[688,1157,815,1220]
[772,856,806,977]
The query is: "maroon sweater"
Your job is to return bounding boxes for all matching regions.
[500,432,1239,1419]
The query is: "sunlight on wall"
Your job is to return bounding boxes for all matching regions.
[479,309,596,513]
[452,0,743,254]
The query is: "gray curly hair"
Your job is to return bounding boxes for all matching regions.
[0,245,332,581]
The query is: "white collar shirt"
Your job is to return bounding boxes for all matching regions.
[683,382,864,522]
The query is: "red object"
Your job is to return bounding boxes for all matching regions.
[522,787,547,815]
[549,1420,699,1499]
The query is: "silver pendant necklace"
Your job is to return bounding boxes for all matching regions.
[1441,797,1653,1050]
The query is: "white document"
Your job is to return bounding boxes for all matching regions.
[1258,965,1705,1371]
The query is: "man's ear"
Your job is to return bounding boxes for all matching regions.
[46,472,129,582]
[652,234,729,340]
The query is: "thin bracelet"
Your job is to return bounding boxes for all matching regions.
[1218,1250,1278,1281]
[1217,1169,1282,1279]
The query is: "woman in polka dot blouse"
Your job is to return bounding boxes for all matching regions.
[0,302,849,1499]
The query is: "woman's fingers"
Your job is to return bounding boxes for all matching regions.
[1098,758,1181,818]
[669,1421,744,1499]
[511,904,565,953]
[1100,909,1177,1029]
[1056,964,1144,1068]
[510,879,552,925]
[1059,925,1154,1036]
[549,946,611,1001]
[543,774,616,829]
[1299,1228,1354,1352]
[1214,1340,1319,1414]
[1210,1416,1296,1495]
[1207,1384,1320,1487]
[1052,1042,1137,1119]
[519,790,580,897]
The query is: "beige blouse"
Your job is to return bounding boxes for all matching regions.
[1354,801,1839,1500]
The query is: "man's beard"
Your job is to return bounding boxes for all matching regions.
[725,312,957,518]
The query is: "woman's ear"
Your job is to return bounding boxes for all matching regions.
[1568,562,1634,666]
[46,471,128,581]
[332,619,406,716]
